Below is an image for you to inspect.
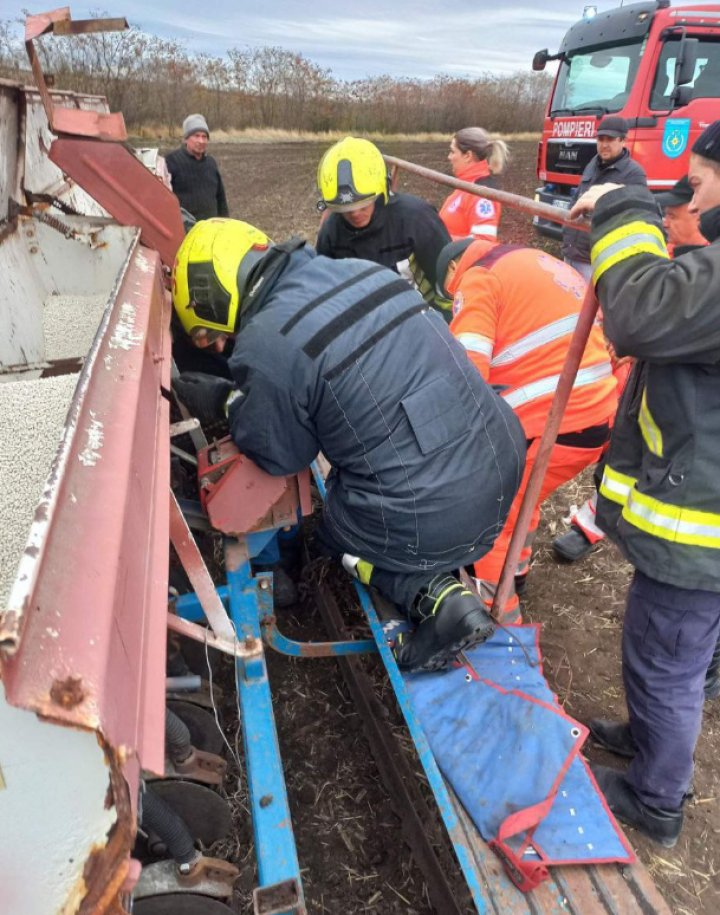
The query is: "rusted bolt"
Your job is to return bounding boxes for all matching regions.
[259,794,273,808]
[50,676,85,709]
[244,635,256,650]
[29,246,38,254]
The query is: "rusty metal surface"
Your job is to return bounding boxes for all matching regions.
[25,9,129,141]
[50,137,184,267]
[0,241,171,779]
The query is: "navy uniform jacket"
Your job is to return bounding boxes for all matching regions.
[227,244,526,573]
[590,191,720,591]
[316,194,451,312]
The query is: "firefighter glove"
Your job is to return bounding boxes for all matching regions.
[173,372,235,425]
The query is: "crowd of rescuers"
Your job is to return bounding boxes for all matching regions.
[170,112,720,849]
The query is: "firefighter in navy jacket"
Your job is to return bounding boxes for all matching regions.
[567,120,720,848]
[171,218,526,672]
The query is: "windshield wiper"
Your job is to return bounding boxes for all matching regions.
[573,105,609,114]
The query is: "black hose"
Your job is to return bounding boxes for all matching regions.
[141,786,198,866]
[165,707,193,763]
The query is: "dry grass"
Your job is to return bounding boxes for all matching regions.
[130,125,541,145]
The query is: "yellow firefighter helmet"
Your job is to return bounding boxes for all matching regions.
[317,137,389,212]
[172,218,271,337]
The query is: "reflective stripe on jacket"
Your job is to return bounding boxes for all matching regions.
[439,160,502,242]
[590,188,720,591]
[447,240,618,440]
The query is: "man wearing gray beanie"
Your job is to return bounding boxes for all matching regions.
[564,122,720,849]
[166,113,229,223]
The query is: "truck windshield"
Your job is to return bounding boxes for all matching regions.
[551,39,644,114]
[650,37,720,109]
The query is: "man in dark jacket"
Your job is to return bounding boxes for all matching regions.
[567,121,720,847]
[562,116,647,280]
[315,137,451,316]
[171,218,526,672]
[166,114,229,223]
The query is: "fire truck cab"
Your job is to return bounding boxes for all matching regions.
[533,0,720,238]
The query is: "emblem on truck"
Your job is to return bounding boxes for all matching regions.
[662,119,691,159]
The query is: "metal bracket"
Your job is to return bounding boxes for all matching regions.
[166,747,227,786]
[253,878,305,915]
[25,9,129,140]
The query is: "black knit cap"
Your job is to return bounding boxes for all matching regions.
[691,120,720,163]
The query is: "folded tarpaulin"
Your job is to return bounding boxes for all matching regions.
[402,624,634,891]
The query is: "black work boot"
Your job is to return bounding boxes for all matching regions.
[704,637,720,700]
[590,764,683,848]
[553,526,595,563]
[589,719,638,759]
[393,574,495,673]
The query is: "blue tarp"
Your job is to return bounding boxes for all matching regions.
[402,625,633,884]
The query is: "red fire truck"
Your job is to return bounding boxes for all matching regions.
[533,0,720,237]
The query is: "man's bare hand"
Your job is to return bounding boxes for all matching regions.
[568,183,624,221]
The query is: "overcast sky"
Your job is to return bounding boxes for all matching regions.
[25,1,720,80]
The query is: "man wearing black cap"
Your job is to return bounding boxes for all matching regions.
[566,121,720,848]
[657,175,708,255]
[562,116,647,281]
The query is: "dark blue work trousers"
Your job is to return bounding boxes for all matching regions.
[623,569,720,810]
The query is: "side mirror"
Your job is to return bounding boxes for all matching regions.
[533,49,549,72]
[675,35,699,86]
[670,84,693,109]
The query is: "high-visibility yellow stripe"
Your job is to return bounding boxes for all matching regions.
[638,390,663,457]
[590,220,669,284]
[599,464,637,506]
[623,489,720,549]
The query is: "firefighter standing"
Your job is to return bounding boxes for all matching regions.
[437,238,618,620]
[554,174,710,565]
[315,137,451,316]
[440,127,508,241]
[172,219,526,672]
[568,121,720,847]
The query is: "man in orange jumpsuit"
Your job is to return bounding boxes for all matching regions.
[437,238,618,620]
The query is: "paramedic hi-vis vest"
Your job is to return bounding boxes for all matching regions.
[448,242,618,441]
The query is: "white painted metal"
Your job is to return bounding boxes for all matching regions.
[0,700,117,915]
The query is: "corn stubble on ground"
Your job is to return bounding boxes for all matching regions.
[0,373,79,606]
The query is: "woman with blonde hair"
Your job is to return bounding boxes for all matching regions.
[440,128,509,241]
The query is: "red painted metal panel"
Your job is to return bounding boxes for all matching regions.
[1,239,171,782]
[197,438,311,535]
[49,137,185,268]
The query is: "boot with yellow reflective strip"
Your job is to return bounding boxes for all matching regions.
[394,573,495,673]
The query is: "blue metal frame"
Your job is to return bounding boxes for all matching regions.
[310,461,489,913]
[175,584,376,658]
[224,537,304,913]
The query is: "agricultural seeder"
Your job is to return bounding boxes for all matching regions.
[0,9,673,915]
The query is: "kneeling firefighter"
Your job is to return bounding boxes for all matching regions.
[172,218,526,671]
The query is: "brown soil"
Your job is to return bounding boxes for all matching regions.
[202,139,719,915]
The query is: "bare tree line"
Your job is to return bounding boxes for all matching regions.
[0,19,552,134]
